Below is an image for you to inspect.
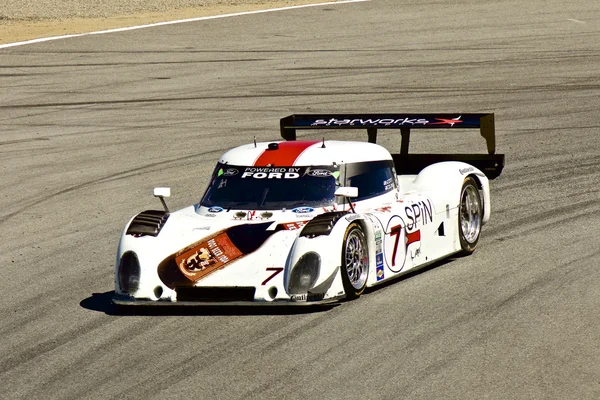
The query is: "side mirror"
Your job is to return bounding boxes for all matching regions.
[153,187,171,198]
[334,186,358,198]
[153,187,171,212]
[335,186,358,213]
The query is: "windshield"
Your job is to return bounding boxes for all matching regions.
[201,164,339,210]
[345,160,397,201]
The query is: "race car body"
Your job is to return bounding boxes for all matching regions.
[113,113,504,306]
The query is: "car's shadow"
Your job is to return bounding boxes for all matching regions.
[80,291,336,316]
[81,256,457,316]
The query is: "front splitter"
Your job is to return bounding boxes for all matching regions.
[112,294,342,307]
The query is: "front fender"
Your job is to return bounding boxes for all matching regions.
[284,212,364,298]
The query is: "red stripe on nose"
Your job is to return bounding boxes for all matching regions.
[253,141,320,166]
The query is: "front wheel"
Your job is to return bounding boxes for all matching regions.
[458,177,483,255]
[341,223,369,300]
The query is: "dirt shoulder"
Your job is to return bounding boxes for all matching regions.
[0,0,341,45]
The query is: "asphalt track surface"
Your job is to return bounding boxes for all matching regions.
[1,0,600,398]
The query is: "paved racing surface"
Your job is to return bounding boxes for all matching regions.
[1,1,600,398]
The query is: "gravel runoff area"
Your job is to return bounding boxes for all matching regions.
[0,0,341,44]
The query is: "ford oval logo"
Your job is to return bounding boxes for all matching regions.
[307,169,332,177]
[223,168,238,176]
[292,207,314,214]
[208,206,224,213]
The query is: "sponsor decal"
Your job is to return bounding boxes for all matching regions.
[290,293,326,302]
[306,115,469,128]
[208,206,224,213]
[375,230,382,241]
[218,168,238,177]
[292,207,314,214]
[242,167,301,179]
[158,222,279,288]
[234,211,247,219]
[281,221,309,230]
[376,253,385,281]
[175,232,243,282]
[383,177,394,191]
[459,167,475,175]
[307,169,333,178]
[410,248,422,261]
[376,267,385,281]
[311,118,431,127]
[205,213,216,218]
[405,199,433,230]
[375,205,392,213]
[345,214,361,222]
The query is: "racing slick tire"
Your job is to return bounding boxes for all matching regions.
[341,223,369,300]
[458,176,483,255]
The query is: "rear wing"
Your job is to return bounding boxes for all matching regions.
[280,113,504,179]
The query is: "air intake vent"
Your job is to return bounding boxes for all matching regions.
[300,211,348,238]
[126,210,169,237]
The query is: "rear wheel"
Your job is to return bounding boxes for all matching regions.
[341,223,369,299]
[458,177,483,254]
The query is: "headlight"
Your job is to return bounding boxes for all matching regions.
[287,252,320,294]
[117,251,140,294]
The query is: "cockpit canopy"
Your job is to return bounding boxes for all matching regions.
[200,160,397,211]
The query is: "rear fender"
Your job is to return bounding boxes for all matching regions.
[413,161,491,224]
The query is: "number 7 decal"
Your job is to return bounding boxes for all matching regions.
[389,224,402,267]
[390,223,421,267]
[385,215,422,273]
[262,267,284,285]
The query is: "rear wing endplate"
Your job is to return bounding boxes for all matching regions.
[280,113,504,179]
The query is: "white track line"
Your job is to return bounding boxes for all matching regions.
[567,18,586,23]
[0,0,369,49]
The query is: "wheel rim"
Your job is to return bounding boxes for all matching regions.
[460,185,482,244]
[344,230,368,290]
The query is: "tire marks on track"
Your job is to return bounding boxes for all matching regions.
[0,147,228,225]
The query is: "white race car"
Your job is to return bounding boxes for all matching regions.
[113,114,504,306]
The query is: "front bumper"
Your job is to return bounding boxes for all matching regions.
[112,293,343,307]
